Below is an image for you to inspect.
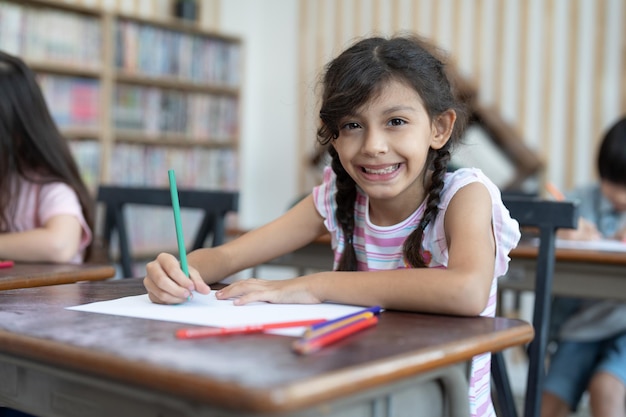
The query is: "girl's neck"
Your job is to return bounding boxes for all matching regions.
[367,199,423,226]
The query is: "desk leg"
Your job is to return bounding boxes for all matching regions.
[114,206,133,278]
[298,364,471,417]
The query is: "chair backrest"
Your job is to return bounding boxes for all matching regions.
[493,196,578,417]
[96,185,239,278]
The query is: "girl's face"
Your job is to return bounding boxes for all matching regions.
[600,180,626,212]
[331,79,455,218]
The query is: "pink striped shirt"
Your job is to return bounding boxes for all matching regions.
[313,167,521,417]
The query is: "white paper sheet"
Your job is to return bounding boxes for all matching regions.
[67,291,369,336]
[528,237,626,253]
[554,238,626,252]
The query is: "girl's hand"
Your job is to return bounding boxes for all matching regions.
[614,226,626,242]
[557,217,602,241]
[216,277,321,305]
[143,252,211,304]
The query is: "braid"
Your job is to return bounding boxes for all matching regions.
[403,146,452,267]
[328,147,358,271]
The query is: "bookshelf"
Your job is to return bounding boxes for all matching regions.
[0,0,242,269]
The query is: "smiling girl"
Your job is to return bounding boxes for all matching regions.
[144,34,521,417]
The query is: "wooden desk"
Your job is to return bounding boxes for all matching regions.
[503,243,626,301]
[0,262,116,291]
[0,279,533,417]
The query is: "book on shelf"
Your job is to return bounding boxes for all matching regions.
[38,74,100,130]
[113,84,238,141]
[69,140,100,193]
[115,18,241,86]
[109,144,238,191]
[0,1,101,67]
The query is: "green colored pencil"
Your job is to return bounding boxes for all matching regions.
[168,169,189,277]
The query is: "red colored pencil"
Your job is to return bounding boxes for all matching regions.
[0,260,14,269]
[292,315,378,355]
[176,318,326,339]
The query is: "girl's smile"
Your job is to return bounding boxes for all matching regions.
[360,163,403,181]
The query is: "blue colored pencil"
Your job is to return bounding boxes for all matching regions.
[308,306,382,331]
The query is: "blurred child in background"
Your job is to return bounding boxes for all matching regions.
[542,116,626,417]
[0,50,96,417]
[0,50,93,265]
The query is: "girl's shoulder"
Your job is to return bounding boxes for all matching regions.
[15,176,79,209]
[38,180,77,196]
[441,167,500,203]
[17,175,74,192]
[444,166,492,184]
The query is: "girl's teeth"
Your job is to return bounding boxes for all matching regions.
[363,164,399,174]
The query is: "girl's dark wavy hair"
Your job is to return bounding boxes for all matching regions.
[597,116,626,186]
[0,50,95,261]
[316,34,468,270]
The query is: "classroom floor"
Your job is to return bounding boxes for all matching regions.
[506,346,591,417]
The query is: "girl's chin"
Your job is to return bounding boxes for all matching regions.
[359,185,403,200]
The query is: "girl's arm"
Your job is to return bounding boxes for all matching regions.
[614,226,626,241]
[143,194,329,304]
[0,214,83,263]
[217,182,498,316]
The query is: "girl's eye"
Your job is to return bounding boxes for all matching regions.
[341,122,361,130]
[389,118,406,126]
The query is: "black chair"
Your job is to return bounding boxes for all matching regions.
[96,186,239,278]
[493,196,578,417]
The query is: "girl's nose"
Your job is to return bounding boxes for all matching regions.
[362,129,388,156]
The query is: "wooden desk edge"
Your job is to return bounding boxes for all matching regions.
[0,265,116,291]
[0,318,533,413]
[510,245,626,265]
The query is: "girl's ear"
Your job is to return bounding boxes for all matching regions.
[430,109,456,150]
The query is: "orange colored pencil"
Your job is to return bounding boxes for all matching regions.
[545,182,565,201]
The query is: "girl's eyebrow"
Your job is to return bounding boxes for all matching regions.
[339,113,358,121]
[382,105,417,115]
[346,104,418,120]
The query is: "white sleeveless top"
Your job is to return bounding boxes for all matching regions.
[313,166,521,417]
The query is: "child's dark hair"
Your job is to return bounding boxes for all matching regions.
[0,51,95,260]
[316,34,468,270]
[598,116,626,186]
